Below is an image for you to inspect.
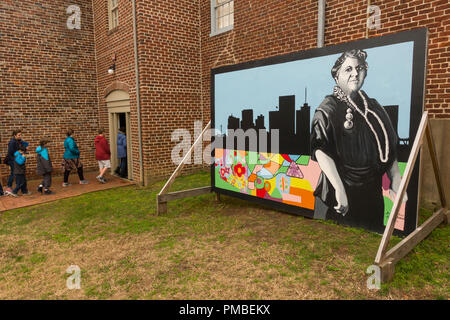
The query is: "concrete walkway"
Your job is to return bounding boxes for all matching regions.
[0,171,135,212]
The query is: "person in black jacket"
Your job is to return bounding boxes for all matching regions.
[10,145,31,197]
[0,155,3,196]
[36,139,54,195]
[4,129,29,194]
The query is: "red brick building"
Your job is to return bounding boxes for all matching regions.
[1,0,448,199]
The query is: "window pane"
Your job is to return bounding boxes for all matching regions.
[112,9,118,28]
[223,3,229,17]
[224,15,230,28]
[214,0,233,32]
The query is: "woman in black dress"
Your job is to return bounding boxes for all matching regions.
[311,49,407,233]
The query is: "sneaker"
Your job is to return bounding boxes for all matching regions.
[5,187,12,193]
[4,190,12,196]
[96,176,103,183]
[62,182,72,187]
[37,184,43,193]
[9,192,18,197]
[100,177,107,183]
[79,180,89,185]
[44,189,54,195]
[23,192,32,196]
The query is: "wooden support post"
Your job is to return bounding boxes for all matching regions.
[444,211,450,225]
[374,112,449,283]
[157,200,167,215]
[156,121,212,215]
[425,118,447,208]
[379,258,395,284]
[159,186,211,203]
[383,208,445,265]
[375,112,429,265]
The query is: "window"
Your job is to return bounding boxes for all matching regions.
[210,0,234,36]
[108,0,119,30]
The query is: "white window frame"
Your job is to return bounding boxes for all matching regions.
[108,0,119,30]
[210,0,234,37]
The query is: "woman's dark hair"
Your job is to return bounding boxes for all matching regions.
[331,49,368,80]
[66,129,74,137]
[119,127,126,133]
[18,145,27,152]
[40,139,50,147]
[98,128,105,134]
[12,129,22,137]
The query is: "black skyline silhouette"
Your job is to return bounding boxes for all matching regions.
[217,95,410,160]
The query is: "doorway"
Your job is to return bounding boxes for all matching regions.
[106,90,133,181]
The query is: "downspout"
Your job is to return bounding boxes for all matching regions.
[132,0,145,186]
[318,0,326,48]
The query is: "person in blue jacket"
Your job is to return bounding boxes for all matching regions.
[0,155,3,196]
[62,129,88,187]
[4,129,29,194]
[36,139,54,195]
[114,127,127,178]
[10,145,31,197]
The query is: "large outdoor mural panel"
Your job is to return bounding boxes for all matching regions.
[211,29,427,236]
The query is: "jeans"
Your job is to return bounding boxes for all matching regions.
[13,174,28,194]
[7,162,14,188]
[0,182,3,195]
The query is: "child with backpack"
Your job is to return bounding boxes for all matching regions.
[4,129,29,195]
[10,145,31,197]
[36,139,54,195]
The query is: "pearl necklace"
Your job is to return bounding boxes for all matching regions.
[346,91,390,163]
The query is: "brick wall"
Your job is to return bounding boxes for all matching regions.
[91,0,141,182]
[136,0,204,183]
[200,0,449,120]
[0,0,98,180]
[2,0,448,190]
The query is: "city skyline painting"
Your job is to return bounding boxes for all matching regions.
[211,29,427,237]
[214,41,414,141]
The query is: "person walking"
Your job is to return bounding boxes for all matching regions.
[0,155,4,196]
[94,129,111,183]
[115,127,127,178]
[36,139,54,195]
[10,145,31,197]
[4,129,29,195]
[62,129,88,187]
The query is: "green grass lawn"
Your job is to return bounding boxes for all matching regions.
[0,170,448,299]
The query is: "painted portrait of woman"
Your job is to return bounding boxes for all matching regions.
[311,49,407,233]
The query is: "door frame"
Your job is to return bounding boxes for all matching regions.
[106,90,133,181]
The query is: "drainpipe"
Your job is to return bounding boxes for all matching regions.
[132,0,145,186]
[318,0,326,48]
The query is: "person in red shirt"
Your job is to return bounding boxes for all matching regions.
[94,129,111,183]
